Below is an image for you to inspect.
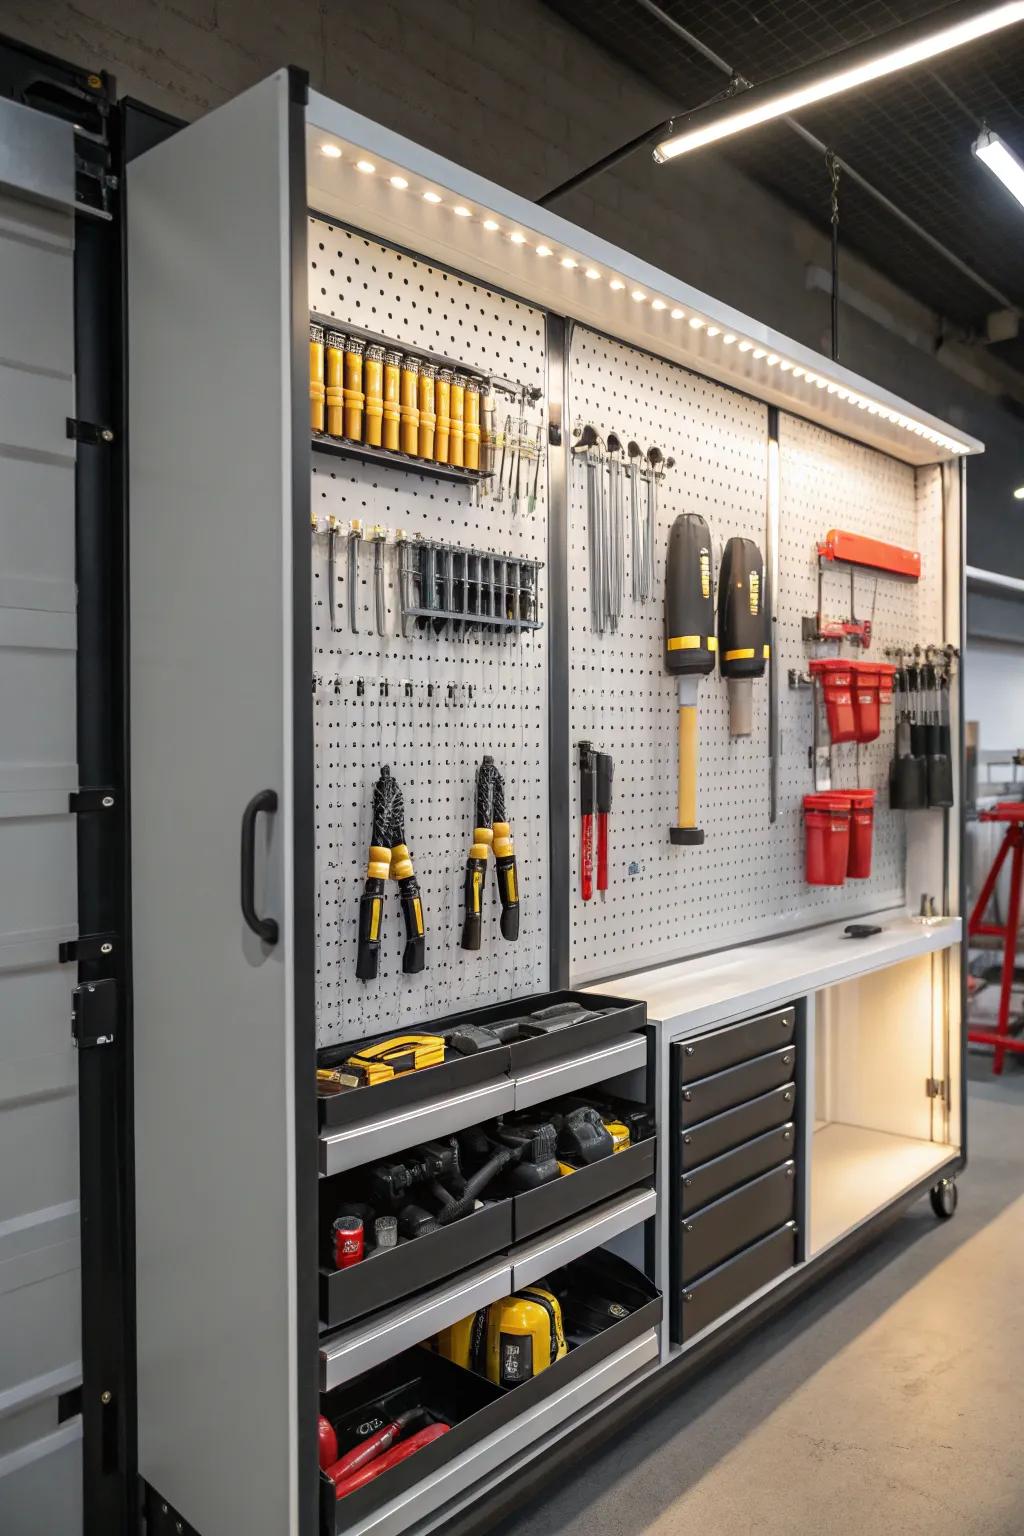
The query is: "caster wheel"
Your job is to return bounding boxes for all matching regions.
[930,1178,958,1219]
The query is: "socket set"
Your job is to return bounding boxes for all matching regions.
[399,537,543,637]
[313,517,542,639]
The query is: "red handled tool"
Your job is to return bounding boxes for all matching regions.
[596,752,613,899]
[578,741,596,901]
[331,1422,450,1500]
[327,1410,424,1483]
[318,1416,338,1471]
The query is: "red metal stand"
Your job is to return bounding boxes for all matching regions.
[968,801,1024,1074]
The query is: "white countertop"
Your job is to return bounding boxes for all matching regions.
[587,910,961,1035]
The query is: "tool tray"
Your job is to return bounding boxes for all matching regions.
[319,1198,514,1328]
[316,989,647,1130]
[319,1251,661,1534]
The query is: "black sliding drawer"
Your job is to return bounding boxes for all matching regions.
[680,1083,796,1170]
[680,1123,795,1216]
[679,1045,795,1128]
[674,1222,797,1343]
[681,1161,796,1283]
[676,1007,795,1084]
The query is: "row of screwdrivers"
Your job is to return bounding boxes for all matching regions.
[310,323,486,468]
[578,742,614,901]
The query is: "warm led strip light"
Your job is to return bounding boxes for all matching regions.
[654,2,1024,162]
[314,143,975,455]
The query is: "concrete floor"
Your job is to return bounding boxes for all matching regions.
[497,1055,1024,1536]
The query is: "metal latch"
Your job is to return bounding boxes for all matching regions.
[926,1077,946,1098]
[69,787,117,812]
[66,417,114,445]
[72,978,117,1048]
[59,932,117,964]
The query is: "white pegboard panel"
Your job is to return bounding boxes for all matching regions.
[308,217,548,1045]
[566,327,943,985]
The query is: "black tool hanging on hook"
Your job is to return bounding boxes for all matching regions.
[718,537,769,737]
[356,766,426,981]
[461,757,520,950]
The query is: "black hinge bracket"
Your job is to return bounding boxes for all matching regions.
[60,932,117,964]
[72,978,117,1048]
[69,787,117,813]
[66,416,115,445]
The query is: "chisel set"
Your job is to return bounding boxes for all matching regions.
[573,424,672,632]
[313,516,543,639]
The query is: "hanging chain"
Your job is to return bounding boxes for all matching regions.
[825,150,841,361]
[826,150,841,231]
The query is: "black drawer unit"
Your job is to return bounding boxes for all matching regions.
[677,1007,795,1083]
[673,1223,798,1343]
[670,1008,802,1345]
[680,1082,796,1170]
[679,1045,796,1127]
[680,1123,795,1216]
[680,1161,796,1283]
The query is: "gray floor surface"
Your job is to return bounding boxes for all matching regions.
[495,1054,1024,1536]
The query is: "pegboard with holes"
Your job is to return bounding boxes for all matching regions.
[565,325,943,986]
[308,217,549,1045]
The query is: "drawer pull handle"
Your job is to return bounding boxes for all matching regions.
[685,1045,695,1056]
[685,1223,694,1233]
[684,1135,692,1145]
[783,1053,793,1065]
[683,1090,692,1102]
[783,1129,792,1140]
[783,1090,793,1101]
[786,1166,795,1178]
[684,1177,692,1187]
[684,1291,693,1303]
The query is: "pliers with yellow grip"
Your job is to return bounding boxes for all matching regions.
[356,766,425,981]
[461,757,519,950]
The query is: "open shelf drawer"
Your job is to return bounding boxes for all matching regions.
[319,1187,657,1390]
[320,1252,662,1536]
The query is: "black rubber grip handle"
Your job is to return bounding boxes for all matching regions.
[398,877,426,974]
[356,882,385,981]
[240,788,279,945]
[461,857,486,950]
[495,855,520,941]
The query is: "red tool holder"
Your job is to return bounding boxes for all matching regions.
[967,801,1024,1074]
[817,530,921,581]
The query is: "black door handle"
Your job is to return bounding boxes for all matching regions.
[240,788,279,945]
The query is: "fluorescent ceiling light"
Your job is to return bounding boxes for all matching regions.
[452,204,472,217]
[422,190,442,203]
[355,160,376,174]
[654,2,1024,161]
[389,174,408,189]
[973,128,1024,208]
[1015,485,1024,499]
[483,218,500,230]
[320,143,342,159]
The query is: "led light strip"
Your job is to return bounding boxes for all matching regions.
[316,143,975,456]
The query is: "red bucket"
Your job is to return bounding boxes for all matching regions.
[804,792,851,885]
[847,788,876,878]
[809,659,857,744]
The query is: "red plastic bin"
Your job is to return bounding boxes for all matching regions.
[847,788,876,878]
[809,659,857,744]
[804,792,852,886]
[850,661,896,743]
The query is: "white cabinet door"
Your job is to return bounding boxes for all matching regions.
[128,69,313,1536]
